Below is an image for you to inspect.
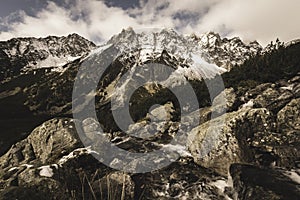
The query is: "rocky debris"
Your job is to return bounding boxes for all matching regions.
[146,102,175,122]
[238,74,300,114]
[1,75,299,198]
[230,164,300,200]
[250,131,300,168]
[0,117,116,199]
[188,74,300,175]
[212,87,237,114]
[0,30,299,199]
[249,98,300,169]
[132,157,232,200]
[0,118,232,200]
[0,148,112,200]
[0,164,66,200]
[0,152,233,200]
[228,75,300,169]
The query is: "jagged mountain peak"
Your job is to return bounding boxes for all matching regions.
[188,31,263,69]
[2,32,93,47]
[103,28,263,71]
[83,28,226,111]
[107,27,185,49]
[1,33,96,56]
[199,31,222,41]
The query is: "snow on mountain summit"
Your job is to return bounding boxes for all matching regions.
[87,27,262,83]
[82,28,229,109]
[0,28,263,83]
[189,31,263,69]
[0,33,96,81]
[104,28,262,71]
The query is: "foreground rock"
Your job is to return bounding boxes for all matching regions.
[188,74,300,176]
[188,108,273,175]
[0,118,81,169]
[0,118,126,199]
[230,164,300,200]
[0,117,232,200]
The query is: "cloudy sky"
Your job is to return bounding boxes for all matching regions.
[0,0,299,46]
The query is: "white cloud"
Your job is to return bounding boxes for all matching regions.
[195,0,300,45]
[0,0,299,46]
[0,0,139,42]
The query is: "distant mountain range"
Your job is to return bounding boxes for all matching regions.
[0,28,265,81]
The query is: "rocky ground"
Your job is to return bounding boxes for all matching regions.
[0,73,299,199]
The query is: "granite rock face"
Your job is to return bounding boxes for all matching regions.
[277,98,300,131]
[188,108,273,175]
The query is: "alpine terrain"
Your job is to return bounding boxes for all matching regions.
[0,28,299,200]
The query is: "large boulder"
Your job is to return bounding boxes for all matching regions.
[0,118,81,169]
[0,118,84,199]
[248,98,300,169]
[188,108,273,175]
[277,98,300,131]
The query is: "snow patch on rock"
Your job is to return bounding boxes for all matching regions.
[38,165,54,178]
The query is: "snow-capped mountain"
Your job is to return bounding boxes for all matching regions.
[90,28,227,82]
[76,27,264,93]
[105,27,262,71]
[0,28,268,121]
[0,28,264,83]
[72,28,262,112]
[0,28,289,153]
[0,33,96,82]
[190,32,263,69]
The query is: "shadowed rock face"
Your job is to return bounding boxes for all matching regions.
[0,30,299,199]
[230,164,300,200]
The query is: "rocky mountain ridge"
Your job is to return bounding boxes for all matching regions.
[0,28,266,83]
[0,33,96,82]
[106,27,264,71]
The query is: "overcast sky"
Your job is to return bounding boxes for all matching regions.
[0,0,299,46]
